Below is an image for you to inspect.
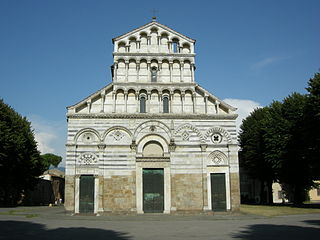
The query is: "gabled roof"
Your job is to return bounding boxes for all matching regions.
[67,83,113,109]
[112,21,196,44]
[196,84,237,112]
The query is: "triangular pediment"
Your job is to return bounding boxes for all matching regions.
[112,21,195,44]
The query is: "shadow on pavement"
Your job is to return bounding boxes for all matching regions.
[232,224,320,240]
[0,221,132,240]
[303,220,320,226]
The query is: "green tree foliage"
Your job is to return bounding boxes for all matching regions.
[0,99,45,206]
[304,73,320,180]
[272,93,309,204]
[40,153,62,170]
[239,107,275,203]
[239,73,320,205]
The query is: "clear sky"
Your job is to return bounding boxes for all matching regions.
[1,0,319,165]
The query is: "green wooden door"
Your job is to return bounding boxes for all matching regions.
[79,175,94,213]
[143,168,164,213]
[211,173,227,211]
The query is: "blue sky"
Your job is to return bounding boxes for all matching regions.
[0,0,319,164]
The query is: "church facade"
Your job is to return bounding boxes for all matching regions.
[65,20,240,214]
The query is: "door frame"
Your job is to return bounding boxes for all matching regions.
[207,167,231,211]
[74,174,99,214]
[136,162,171,214]
[142,168,164,213]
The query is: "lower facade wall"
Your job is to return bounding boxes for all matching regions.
[230,172,241,211]
[103,174,136,212]
[64,175,75,212]
[171,173,204,211]
[65,171,240,214]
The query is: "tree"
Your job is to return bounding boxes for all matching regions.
[304,72,320,181]
[40,153,62,170]
[269,93,309,204]
[240,89,317,205]
[239,107,275,203]
[0,99,45,206]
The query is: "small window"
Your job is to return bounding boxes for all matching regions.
[172,41,178,53]
[151,67,157,82]
[163,96,169,113]
[140,96,146,113]
[317,187,320,196]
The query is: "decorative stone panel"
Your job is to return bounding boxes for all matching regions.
[78,152,99,165]
[208,150,228,165]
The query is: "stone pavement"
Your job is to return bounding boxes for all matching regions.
[0,206,320,239]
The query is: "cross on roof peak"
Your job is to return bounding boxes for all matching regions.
[151,9,158,21]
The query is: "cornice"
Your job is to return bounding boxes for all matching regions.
[114,82,196,88]
[67,113,238,120]
[113,52,195,58]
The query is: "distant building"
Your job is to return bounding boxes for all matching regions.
[41,169,65,204]
[309,181,320,202]
[24,169,65,206]
[65,20,240,214]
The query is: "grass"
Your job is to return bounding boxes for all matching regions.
[240,204,320,217]
[0,209,38,218]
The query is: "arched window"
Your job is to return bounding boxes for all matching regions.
[151,67,157,82]
[172,39,179,53]
[163,96,169,113]
[140,95,146,113]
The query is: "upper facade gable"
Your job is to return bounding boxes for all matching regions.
[67,82,237,116]
[112,21,195,55]
[113,21,195,44]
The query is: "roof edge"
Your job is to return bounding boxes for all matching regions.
[112,21,196,44]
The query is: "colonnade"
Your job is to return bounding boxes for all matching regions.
[85,89,221,115]
[113,59,195,83]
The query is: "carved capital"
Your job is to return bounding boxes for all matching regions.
[97,144,106,150]
[200,144,208,152]
[130,140,137,151]
[169,139,176,152]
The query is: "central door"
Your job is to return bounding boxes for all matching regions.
[211,173,227,211]
[143,168,164,213]
[79,175,94,213]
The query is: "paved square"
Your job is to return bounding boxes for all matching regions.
[0,206,319,240]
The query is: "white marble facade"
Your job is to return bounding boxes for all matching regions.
[65,20,240,214]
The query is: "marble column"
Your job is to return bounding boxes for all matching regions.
[191,64,195,82]
[124,91,128,113]
[180,61,184,82]
[100,92,105,113]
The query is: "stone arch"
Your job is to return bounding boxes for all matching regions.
[102,126,133,141]
[74,128,101,143]
[208,150,228,165]
[204,127,232,143]
[182,42,191,53]
[128,37,137,52]
[137,134,169,155]
[139,89,148,95]
[142,140,164,157]
[139,59,148,82]
[128,59,137,82]
[117,59,125,67]
[162,88,170,95]
[150,27,158,33]
[133,120,171,142]
[160,32,169,45]
[139,32,148,46]
[118,41,126,52]
[174,123,204,142]
[150,59,158,69]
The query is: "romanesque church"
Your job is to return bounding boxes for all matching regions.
[65,20,240,214]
